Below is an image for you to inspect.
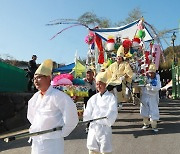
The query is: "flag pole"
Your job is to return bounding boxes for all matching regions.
[74,50,78,78]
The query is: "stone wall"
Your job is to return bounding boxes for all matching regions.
[0,93,33,133]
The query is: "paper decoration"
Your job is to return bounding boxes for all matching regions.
[152,44,161,70]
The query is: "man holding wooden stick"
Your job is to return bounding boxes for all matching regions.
[83,72,118,154]
[27,59,79,154]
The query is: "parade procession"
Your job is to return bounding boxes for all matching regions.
[1,16,175,154]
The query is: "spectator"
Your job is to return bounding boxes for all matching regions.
[27,55,38,91]
[83,68,96,133]
[83,69,96,108]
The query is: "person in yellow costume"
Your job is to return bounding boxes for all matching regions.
[105,45,133,108]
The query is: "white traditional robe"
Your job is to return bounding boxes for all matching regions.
[140,74,161,120]
[27,85,78,154]
[83,91,118,153]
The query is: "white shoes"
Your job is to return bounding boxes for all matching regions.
[85,128,89,134]
[118,104,123,108]
[152,128,159,132]
[142,125,150,129]
[118,103,123,110]
[142,125,159,133]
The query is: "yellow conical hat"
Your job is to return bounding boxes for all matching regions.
[148,63,156,73]
[96,72,107,83]
[116,45,124,57]
[35,59,53,76]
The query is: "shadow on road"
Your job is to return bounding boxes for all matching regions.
[65,124,87,140]
[0,138,30,152]
[112,99,180,138]
[0,99,179,152]
[0,124,87,152]
[112,122,180,138]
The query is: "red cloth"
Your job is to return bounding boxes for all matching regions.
[132,38,141,44]
[95,34,104,64]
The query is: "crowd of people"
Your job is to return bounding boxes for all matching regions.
[26,47,162,154]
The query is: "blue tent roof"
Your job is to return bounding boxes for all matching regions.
[53,62,75,73]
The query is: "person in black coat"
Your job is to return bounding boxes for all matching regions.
[27,55,37,91]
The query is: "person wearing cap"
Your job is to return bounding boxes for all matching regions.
[27,59,78,154]
[140,63,161,132]
[105,45,133,109]
[27,55,38,91]
[83,68,96,108]
[83,72,118,154]
[83,68,97,133]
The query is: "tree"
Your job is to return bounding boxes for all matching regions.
[78,12,111,28]
[115,7,144,26]
[77,7,143,28]
[159,45,180,69]
[78,12,99,26]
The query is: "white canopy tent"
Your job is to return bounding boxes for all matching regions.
[89,20,154,42]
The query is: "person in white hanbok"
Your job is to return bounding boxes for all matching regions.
[140,63,161,132]
[27,59,78,154]
[83,72,118,154]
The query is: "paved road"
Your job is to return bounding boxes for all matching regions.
[0,99,180,154]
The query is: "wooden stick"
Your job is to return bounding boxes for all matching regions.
[3,126,62,143]
[3,117,107,142]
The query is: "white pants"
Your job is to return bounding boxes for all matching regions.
[31,138,64,154]
[87,124,112,153]
[140,94,159,121]
[89,150,112,154]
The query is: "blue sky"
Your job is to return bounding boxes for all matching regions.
[0,0,179,64]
